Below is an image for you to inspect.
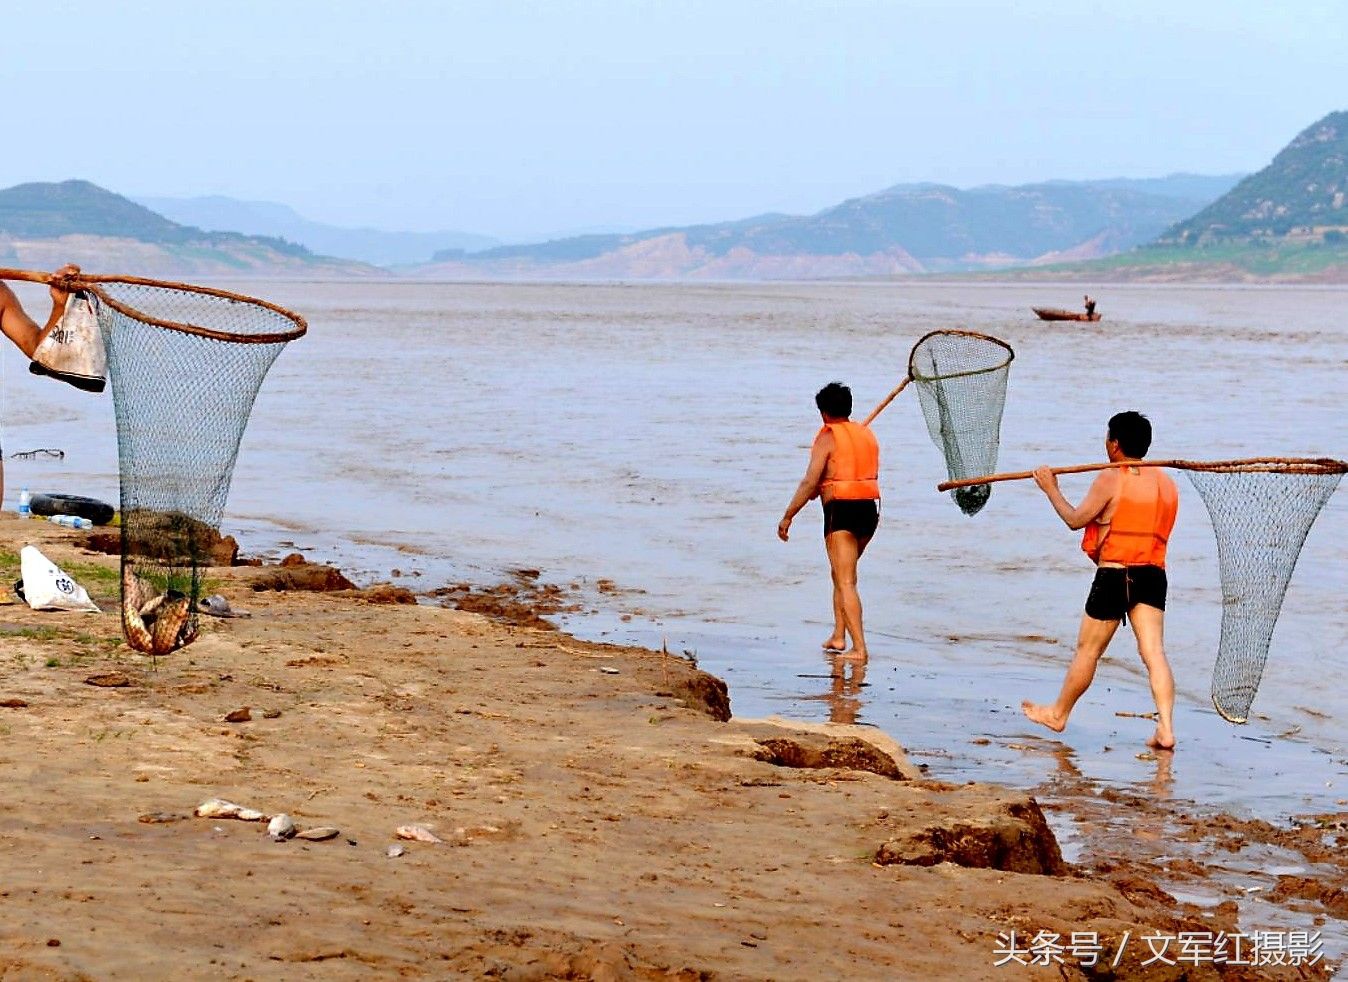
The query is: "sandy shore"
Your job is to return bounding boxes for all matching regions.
[0,515,1339,980]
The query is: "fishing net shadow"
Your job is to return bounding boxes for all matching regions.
[908,330,1014,516]
[1179,458,1345,723]
[85,277,306,657]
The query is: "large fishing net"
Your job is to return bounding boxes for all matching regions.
[1179,458,1346,723]
[86,276,306,656]
[908,330,1014,516]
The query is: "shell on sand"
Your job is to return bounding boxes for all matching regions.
[195,798,267,822]
[295,827,340,841]
[395,824,443,843]
[267,814,297,841]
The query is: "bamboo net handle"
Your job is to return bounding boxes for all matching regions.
[0,266,306,343]
[936,456,1348,491]
[0,267,58,286]
[861,376,911,427]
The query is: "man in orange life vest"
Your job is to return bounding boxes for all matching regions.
[1023,411,1179,750]
[777,382,880,662]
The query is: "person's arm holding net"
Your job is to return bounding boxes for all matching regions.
[0,263,79,358]
[0,263,80,505]
[1033,465,1118,531]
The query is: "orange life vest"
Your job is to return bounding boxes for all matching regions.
[1081,466,1179,567]
[817,421,880,501]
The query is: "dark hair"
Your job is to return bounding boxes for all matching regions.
[1108,411,1152,458]
[815,381,852,418]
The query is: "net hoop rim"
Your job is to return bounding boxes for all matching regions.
[907,328,1014,383]
[0,267,307,344]
[1169,456,1348,476]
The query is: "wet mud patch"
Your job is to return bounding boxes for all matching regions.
[875,794,1066,875]
[750,734,906,780]
[432,574,583,631]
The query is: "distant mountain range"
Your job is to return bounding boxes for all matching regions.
[417,174,1242,279]
[8,125,1344,283]
[1000,110,1348,282]
[0,180,374,277]
[135,195,500,266]
[1160,111,1348,244]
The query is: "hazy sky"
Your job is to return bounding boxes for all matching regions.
[3,1,1343,240]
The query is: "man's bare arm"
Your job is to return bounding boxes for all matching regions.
[0,264,79,359]
[1034,467,1116,530]
[778,433,831,541]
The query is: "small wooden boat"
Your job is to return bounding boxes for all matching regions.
[1032,307,1102,322]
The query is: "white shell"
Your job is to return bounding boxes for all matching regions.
[296,827,340,841]
[195,798,242,819]
[267,814,296,841]
[395,824,443,843]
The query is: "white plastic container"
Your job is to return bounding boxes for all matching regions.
[18,487,31,519]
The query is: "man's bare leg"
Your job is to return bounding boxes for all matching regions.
[1023,613,1120,732]
[1128,604,1176,749]
[825,530,869,660]
[823,586,846,652]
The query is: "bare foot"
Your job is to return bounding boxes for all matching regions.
[1147,727,1176,751]
[836,647,868,662]
[821,635,846,652]
[1021,700,1067,733]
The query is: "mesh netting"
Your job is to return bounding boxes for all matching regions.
[88,278,305,656]
[1181,459,1346,723]
[908,330,1014,516]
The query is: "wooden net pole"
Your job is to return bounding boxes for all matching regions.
[860,376,911,427]
[936,456,1348,491]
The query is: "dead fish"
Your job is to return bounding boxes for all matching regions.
[267,814,296,841]
[195,799,267,822]
[122,568,197,656]
[150,597,192,656]
[295,827,340,842]
[395,824,443,844]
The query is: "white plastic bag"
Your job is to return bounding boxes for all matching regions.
[18,545,101,612]
[29,290,107,393]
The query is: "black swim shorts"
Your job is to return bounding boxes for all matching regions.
[822,499,879,541]
[1084,564,1167,621]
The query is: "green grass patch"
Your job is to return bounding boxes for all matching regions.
[60,562,120,589]
[1031,240,1348,278]
[13,626,65,643]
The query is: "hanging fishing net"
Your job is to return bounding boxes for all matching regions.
[1179,458,1346,723]
[83,276,306,656]
[908,330,1014,516]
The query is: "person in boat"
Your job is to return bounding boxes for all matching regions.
[778,381,880,662]
[0,264,79,503]
[1083,295,1097,317]
[1022,411,1179,750]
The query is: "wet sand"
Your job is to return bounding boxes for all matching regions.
[0,516,1342,979]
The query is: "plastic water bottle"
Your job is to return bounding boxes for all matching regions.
[18,487,31,519]
[48,514,92,530]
